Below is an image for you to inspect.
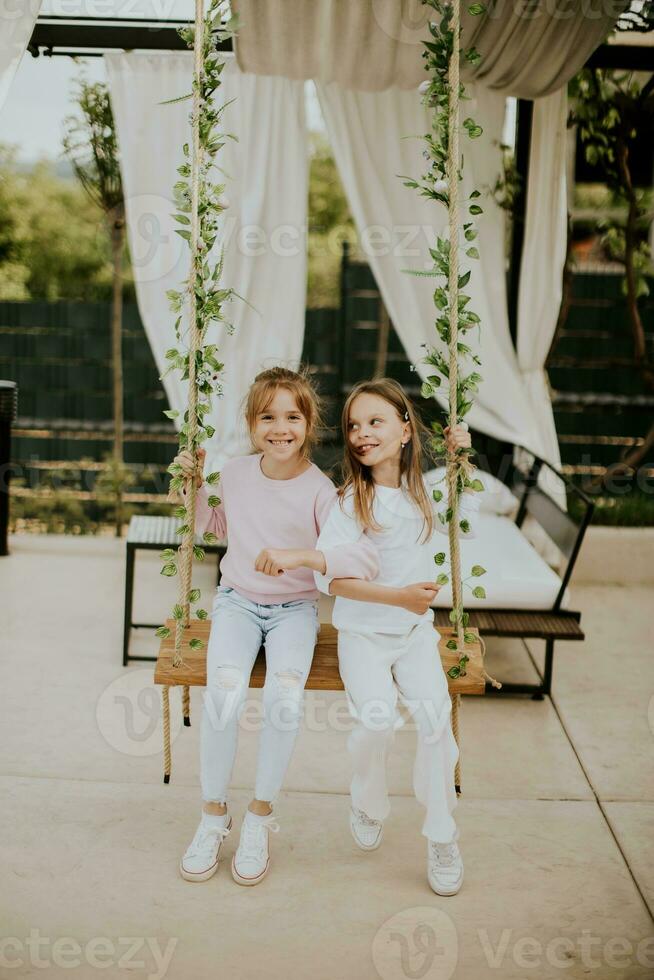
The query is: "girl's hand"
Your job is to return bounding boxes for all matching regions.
[172,447,206,489]
[443,423,471,454]
[398,582,440,615]
[255,548,304,577]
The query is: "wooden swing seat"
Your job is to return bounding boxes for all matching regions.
[154,619,486,695]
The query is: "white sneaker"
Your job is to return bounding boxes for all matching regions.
[427,839,464,896]
[350,806,383,851]
[179,816,232,882]
[231,812,280,886]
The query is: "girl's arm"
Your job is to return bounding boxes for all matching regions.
[329,578,440,616]
[176,447,227,540]
[254,486,379,581]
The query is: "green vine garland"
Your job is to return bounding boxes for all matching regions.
[154,0,238,650]
[405,0,488,677]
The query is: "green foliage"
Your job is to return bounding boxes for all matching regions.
[408,0,488,638]
[94,453,136,535]
[307,133,356,307]
[159,0,237,640]
[0,147,131,302]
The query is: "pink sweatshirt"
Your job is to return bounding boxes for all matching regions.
[185,453,379,604]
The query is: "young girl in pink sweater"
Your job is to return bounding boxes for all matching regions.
[173,367,380,887]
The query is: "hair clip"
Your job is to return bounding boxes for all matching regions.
[404,411,410,421]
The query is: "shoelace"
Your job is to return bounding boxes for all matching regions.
[186,822,231,859]
[238,816,280,861]
[429,841,458,869]
[354,808,381,828]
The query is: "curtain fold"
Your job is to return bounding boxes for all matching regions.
[105,52,308,470]
[233,0,626,96]
[0,1,41,113]
[517,85,569,473]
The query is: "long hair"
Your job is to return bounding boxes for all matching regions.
[244,366,324,459]
[340,378,434,541]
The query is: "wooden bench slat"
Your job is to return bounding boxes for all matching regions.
[155,620,487,695]
[434,607,584,641]
[127,515,226,550]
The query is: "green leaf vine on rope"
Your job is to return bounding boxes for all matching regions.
[155,0,239,649]
[406,0,489,678]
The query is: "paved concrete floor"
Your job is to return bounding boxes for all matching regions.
[1,532,653,980]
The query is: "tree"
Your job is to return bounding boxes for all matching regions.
[568,68,654,392]
[63,79,131,535]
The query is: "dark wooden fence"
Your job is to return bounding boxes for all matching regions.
[1,260,652,502]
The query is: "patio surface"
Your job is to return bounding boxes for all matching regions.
[2,531,653,980]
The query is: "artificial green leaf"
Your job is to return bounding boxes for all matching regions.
[189,588,201,603]
[471,565,486,577]
[472,586,486,599]
[155,626,171,639]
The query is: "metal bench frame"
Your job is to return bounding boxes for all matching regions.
[442,446,595,699]
[122,515,225,666]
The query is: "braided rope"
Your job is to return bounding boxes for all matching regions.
[162,684,171,783]
[446,0,463,792]
[163,0,204,783]
[451,692,460,792]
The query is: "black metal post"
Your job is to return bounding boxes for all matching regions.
[507,98,534,351]
[0,381,17,557]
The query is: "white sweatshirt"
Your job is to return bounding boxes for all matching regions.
[314,473,480,635]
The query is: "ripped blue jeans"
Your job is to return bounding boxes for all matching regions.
[200,585,319,805]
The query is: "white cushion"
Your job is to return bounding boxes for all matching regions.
[425,466,518,516]
[432,512,570,611]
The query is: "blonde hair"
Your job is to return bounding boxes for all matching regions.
[245,366,324,459]
[340,378,434,541]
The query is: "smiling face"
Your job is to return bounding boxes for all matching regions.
[251,385,308,461]
[346,392,410,472]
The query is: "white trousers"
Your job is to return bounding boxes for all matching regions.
[338,621,459,843]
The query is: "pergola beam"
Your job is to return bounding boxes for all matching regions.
[28,17,233,58]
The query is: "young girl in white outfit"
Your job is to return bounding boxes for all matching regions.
[172,367,378,887]
[264,378,479,896]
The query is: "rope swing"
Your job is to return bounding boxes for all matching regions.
[158,0,238,783]
[154,0,498,787]
[414,0,502,791]
[445,0,465,790]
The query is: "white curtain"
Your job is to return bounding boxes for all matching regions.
[0,1,41,113]
[517,86,569,473]
[233,0,626,97]
[316,79,546,454]
[105,52,309,469]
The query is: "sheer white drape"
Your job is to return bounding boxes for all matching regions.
[105,52,309,470]
[0,1,41,113]
[517,86,569,473]
[316,79,546,454]
[233,0,625,97]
